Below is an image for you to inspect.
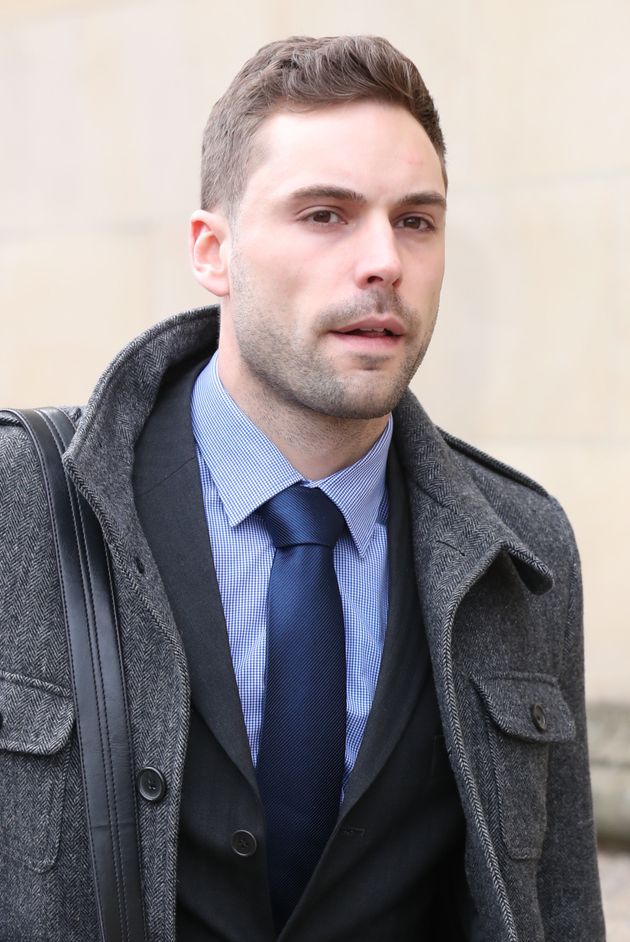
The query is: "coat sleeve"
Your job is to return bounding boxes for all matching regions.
[536,500,606,939]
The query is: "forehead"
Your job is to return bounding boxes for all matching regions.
[242,100,446,203]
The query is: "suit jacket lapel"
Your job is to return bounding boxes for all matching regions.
[340,443,429,816]
[133,357,258,793]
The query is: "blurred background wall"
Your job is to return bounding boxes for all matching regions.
[1,0,628,708]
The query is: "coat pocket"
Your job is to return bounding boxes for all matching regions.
[473,672,576,860]
[0,670,74,872]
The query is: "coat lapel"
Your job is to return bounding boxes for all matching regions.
[64,308,223,665]
[339,389,555,818]
[389,391,555,822]
[132,356,258,793]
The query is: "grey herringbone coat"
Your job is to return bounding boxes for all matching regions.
[0,307,604,941]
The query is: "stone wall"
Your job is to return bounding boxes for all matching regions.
[1,0,628,706]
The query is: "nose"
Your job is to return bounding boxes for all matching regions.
[353,216,403,290]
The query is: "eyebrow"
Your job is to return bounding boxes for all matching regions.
[286,184,447,211]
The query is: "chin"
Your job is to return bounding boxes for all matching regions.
[275,366,413,421]
[315,389,406,421]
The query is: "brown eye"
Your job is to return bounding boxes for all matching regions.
[398,215,431,230]
[307,210,342,224]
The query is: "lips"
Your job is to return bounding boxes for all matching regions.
[334,316,404,337]
[341,326,394,336]
[329,319,403,352]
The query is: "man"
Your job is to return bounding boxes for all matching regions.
[0,35,604,941]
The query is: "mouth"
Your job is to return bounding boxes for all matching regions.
[329,327,403,354]
[332,316,405,342]
[336,326,397,337]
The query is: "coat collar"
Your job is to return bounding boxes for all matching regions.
[392,390,552,605]
[65,307,218,537]
[64,305,552,624]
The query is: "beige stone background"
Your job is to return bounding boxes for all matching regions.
[1,0,629,934]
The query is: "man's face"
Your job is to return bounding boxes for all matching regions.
[218,100,446,420]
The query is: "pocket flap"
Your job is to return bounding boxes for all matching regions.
[474,673,576,743]
[0,671,74,755]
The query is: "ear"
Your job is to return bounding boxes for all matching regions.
[189,209,231,297]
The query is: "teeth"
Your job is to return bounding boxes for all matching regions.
[357,328,386,333]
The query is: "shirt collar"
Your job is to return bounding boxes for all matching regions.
[191,353,392,558]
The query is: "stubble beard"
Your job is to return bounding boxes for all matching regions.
[229,265,438,421]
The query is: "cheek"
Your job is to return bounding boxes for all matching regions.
[409,253,445,297]
[244,244,311,299]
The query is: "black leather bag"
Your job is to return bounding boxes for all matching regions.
[7,407,147,942]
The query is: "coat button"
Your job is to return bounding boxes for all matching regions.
[137,767,167,803]
[231,830,257,857]
[531,703,547,732]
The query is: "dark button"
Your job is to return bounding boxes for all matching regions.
[231,829,257,857]
[531,703,547,732]
[134,556,145,574]
[137,767,167,803]
[0,712,3,731]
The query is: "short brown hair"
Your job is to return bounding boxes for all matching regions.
[200,35,446,214]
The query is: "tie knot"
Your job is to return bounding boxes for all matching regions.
[259,485,346,549]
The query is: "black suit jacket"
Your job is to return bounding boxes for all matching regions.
[133,355,469,941]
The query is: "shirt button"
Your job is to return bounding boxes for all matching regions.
[531,703,547,733]
[231,830,258,857]
[137,767,167,803]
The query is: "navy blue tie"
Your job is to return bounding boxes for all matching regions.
[256,484,347,931]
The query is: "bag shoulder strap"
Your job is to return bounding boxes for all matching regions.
[7,407,147,942]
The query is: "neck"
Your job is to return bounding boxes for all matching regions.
[217,360,389,481]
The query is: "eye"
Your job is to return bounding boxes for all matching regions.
[304,209,343,225]
[396,215,434,231]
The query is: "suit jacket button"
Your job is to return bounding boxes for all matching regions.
[531,703,547,732]
[137,767,167,803]
[231,830,257,857]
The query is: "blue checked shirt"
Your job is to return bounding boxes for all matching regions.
[191,353,391,785]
